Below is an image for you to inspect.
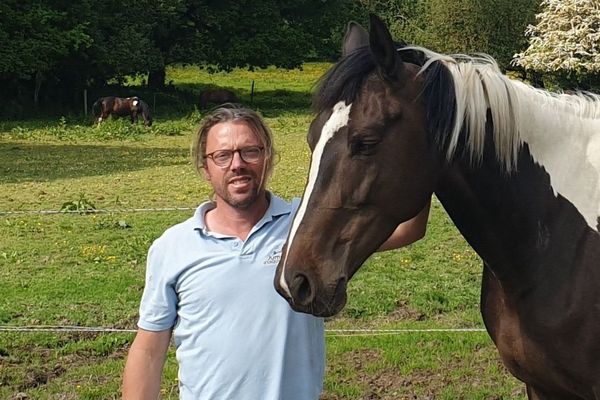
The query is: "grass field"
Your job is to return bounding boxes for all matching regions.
[0,64,527,399]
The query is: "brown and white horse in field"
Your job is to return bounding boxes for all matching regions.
[92,96,152,127]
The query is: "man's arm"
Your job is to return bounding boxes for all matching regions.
[122,328,172,400]
[378,199,431,252]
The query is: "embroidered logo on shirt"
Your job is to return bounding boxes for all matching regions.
[264,250,281,266]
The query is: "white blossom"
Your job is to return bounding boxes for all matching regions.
[513,0,600,73]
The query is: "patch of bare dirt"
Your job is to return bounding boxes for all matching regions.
[322,348,446,400]
[1,340,129,394]
[321,347,526,400]
[386,300,426,322]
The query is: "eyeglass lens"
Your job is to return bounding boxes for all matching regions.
[208,146,263,166]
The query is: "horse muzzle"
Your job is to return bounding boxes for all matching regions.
[275,268,348,318]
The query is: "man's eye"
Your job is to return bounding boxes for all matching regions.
[214,152,231,162]
[244,149,260,157]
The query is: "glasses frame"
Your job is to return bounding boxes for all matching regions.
[205,146,265,167]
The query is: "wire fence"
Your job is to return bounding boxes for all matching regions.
[1,203,486,339]
[0,206,196,216]
[0,325,486,336]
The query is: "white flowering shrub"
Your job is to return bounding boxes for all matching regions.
[513,0,600,74]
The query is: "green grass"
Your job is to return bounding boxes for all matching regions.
[0,63,526,399]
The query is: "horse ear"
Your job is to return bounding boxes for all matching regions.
[342,21,369,56]
[369,14,403,80]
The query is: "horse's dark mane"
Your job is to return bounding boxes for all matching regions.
[313,45,457,161]
[316,43,600,172]
[317,44,600,172]
[419,58,457,158]
[313,46,378,113]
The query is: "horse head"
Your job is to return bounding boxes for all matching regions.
[274,15,441,317]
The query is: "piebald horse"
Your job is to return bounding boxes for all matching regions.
[274,15,600,399]
[92,96,152,127]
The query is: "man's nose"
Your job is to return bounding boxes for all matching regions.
[229,150,247,169]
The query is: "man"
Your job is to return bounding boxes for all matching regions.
[122,104,429,399]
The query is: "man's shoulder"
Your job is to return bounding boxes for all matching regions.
[151,212,200,250]
[269,194,301,216]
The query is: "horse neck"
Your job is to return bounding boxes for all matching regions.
[434,99,600,291]
[434,160,527,287]
[511,82,600,230]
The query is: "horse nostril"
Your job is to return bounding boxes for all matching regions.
[291,273,313,306]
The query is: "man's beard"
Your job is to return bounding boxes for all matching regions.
[223,185,261,209]
[217,169,264,209]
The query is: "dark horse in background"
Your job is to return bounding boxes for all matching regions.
[92,96,152,127]
[275,15,600,399]
[199,88,238,109]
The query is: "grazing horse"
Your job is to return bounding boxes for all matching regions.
[274,15,600,400]
[92,96,152,127]
[199,89,238,109]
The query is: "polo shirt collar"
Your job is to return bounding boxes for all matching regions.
[191,192,292,236]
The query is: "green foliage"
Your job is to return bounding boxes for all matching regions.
[0,1,92,80]
[358,0,539,71]
[514,0,600,89]
[194,0,352,70]
[60,194,96,214]
[0,0,356,114]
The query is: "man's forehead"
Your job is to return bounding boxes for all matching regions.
[209,122,255,137]
[206,122,260,146]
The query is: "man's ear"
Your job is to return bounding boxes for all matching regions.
[202,166,211,180]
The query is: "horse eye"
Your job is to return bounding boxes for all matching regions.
[350,139,379,156]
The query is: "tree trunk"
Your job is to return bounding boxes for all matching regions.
[148,68,166,90]
[34,71,43,107]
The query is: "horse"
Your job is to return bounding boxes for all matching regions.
[274,14,600,400]
[92,96,152,127]
[199,88,238,109]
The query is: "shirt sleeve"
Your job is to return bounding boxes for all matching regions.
[137,239,178,331]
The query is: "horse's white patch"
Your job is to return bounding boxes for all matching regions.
[413,45,600,231]
[98,117,103,122]
[132,100,139,106]
[278,101,352,296]
[513,82,600,231]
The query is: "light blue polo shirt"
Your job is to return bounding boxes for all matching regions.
[138,194,325,399]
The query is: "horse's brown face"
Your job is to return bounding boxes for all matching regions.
[274,19,441,316]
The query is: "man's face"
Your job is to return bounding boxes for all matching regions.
[203,121,266,209]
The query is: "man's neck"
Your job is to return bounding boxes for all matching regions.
[205,192,270,241]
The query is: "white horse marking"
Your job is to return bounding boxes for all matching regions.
[415,45,600,231]
[278,101,352,296]
[512,82,600,231]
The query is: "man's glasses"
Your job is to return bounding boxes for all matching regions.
[205,146,265,167]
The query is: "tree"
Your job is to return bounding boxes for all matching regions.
[188,0,353,69]
[0,0,92,107]
[0,0,357,111]
[355,0,538,71]
[514,0,600,76]
[89,0,356,89]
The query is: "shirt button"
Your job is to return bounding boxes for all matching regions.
[233,241,240,249]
